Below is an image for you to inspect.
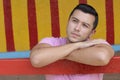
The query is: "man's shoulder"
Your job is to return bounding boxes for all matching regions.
[39,37,66,46]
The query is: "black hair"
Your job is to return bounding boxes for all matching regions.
[69,4,98,30]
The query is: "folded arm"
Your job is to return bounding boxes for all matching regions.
[65,44,114,66]
[30,43,78,68]
[30,39,114,68]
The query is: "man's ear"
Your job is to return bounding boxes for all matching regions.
[89,29,96,38]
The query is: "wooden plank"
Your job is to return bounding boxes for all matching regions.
[0,56,120,75]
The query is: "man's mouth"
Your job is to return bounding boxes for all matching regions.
[71,32,80,38]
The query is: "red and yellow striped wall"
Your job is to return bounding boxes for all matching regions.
[0,0,120,52]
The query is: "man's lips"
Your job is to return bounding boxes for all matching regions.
[71,32,80,38]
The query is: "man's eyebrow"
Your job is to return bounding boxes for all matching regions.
[71,17,79,20]
[83,22,91,27]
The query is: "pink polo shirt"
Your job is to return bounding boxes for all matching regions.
[40,37,109,80]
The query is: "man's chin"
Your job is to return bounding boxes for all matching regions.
[67,38,77,43]
[67,37,88,43]
[68,39,88,43]
[68,39,81,43]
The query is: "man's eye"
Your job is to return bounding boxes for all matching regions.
[72,19,78,23]
[83,24,89,28]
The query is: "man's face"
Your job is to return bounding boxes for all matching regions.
[67,10,96,43]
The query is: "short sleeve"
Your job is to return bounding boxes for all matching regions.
[39,37,55,46]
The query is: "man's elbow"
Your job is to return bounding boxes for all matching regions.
[30,53,45,68]
[99,57,110,66]
[98,49,114,66]
[30,56,41,68]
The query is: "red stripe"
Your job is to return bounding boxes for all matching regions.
[50,0,60,37]
[105,0,114,44]
[79,0,87,4]
[0,57,120,74]
[3,0,15,51]
[27,0,38,49]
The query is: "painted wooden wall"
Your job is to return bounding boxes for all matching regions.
[0,0,120,52]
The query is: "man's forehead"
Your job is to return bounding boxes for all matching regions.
[71,13,94,26]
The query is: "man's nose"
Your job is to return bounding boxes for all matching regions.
[74,23,81,31]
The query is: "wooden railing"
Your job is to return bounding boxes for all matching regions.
[0,49,120,75]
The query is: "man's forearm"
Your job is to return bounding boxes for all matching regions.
[30,43,79,67]
[65,44,114,66]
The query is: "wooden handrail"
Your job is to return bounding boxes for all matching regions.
[0,56,120,75]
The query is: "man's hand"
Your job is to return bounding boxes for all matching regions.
[75,39,106,48]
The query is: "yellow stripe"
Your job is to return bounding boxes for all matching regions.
[113,0,120,44]
[58,0,78,37]
[87,0,106,40]
[11,0,30,51]
[0,0,6,52]
[35,0,51,42]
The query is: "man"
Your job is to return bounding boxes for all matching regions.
[30,4,114,80]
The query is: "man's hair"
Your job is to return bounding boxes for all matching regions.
[69,4,98,30]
